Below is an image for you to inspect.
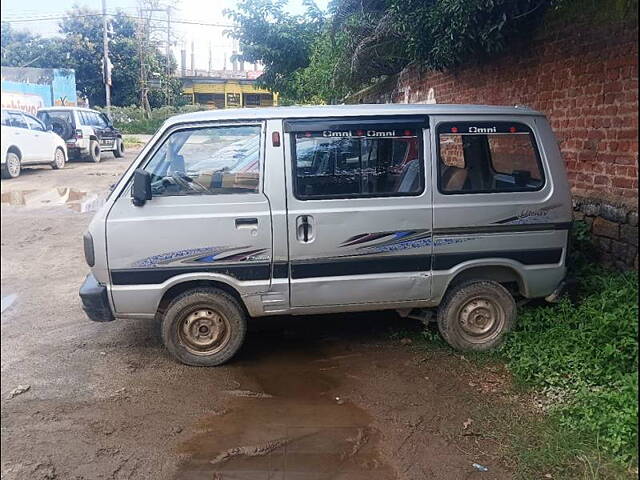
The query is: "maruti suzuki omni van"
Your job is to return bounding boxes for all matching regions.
[79,104,571,366]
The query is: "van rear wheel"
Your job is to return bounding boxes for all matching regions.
[437,280,516,352]
[161,288,247,366]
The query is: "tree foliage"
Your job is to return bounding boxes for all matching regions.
[225,0,567,104]
[224,0,326,101]
[1,9,179,108]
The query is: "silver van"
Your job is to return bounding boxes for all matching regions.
[79,104,571,366]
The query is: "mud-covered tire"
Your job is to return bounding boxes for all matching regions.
[113,138,125,158]
[2,152,21,179]
[437,280,516,352]
[51,147,66,169]
[161,288,247,366]
[87,140,101,163]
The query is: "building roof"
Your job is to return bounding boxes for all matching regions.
[165,103,543,126]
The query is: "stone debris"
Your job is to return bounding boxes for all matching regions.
[210,437,292,465]
[7,385,30,399]
[222,390,273,399]
[342,428,369,460]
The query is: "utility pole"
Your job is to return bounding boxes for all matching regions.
[102,0,111,114]
[208,41,212,74]
[165,6,171,106]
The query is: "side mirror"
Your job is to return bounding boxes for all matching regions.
[46,124,53,131]
[132,169,152,207]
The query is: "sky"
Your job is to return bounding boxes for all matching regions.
[0,0,330,71]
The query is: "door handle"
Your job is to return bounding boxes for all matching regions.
[296,215,314,243]
[235,217,258,228]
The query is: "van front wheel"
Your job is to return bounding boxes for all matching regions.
[161,288,247,366]
[437,280,516,352]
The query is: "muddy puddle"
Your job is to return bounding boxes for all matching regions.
[0,188,105,213]
[175,330,394,480]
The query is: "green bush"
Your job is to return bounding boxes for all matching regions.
[500,264,638,464]
[97,105,207,134]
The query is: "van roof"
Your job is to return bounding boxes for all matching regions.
[166,103,543,126]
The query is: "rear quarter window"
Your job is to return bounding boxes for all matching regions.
[437,122,545,194]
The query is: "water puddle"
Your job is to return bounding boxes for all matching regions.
[175,333,393,480]
[0,188,105,213]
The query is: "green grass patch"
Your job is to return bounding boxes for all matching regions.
[499,264,638,474]
[405,222,638,477]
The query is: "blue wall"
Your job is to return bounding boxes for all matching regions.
[51,69,78,106]
[1,79,53,106]
[1,67,77,108]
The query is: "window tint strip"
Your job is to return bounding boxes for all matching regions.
[284,115,428,133]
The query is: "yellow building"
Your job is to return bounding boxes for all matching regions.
[180,72,278,109]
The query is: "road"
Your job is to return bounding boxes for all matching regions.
[1,150,515,479]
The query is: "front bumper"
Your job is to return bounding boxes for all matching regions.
[79,273,115,322]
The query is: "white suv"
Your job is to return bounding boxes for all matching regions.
[37,107,124,163]
[1,109,67,179]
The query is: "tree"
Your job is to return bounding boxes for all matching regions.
[1,8,180,107]
[225,0,326,102]
[226,0,561,104]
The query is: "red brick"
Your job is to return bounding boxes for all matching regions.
[360,21,638,208]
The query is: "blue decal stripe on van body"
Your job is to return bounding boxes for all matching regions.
[132,246,270,268]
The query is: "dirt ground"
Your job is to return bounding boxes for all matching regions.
[1,150,520,479]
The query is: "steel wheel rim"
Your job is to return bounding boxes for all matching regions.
[55,149,65,167]
[178,307,231,356]
[7,155,20,177]
[456,296,505,343]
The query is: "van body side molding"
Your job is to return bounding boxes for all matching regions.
[433,222,571,235]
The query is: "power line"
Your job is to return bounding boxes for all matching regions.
[1,13,234,27]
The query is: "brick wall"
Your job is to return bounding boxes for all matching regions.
[349,19,639,269]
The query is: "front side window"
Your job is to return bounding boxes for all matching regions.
[291,124,424,199]
[438,122,544,194]
[142,125,261,197]
[1,110,9,126]
[8,112,28,129]
[92,112,107,127]
[25,114,45,131]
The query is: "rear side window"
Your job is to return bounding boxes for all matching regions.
[79,111,91,126]
[289,119,425,199]
[438,122,544,194]
[142,125,262,196]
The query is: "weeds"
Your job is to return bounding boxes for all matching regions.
[496,222,638,475]
[98,105,208,134]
